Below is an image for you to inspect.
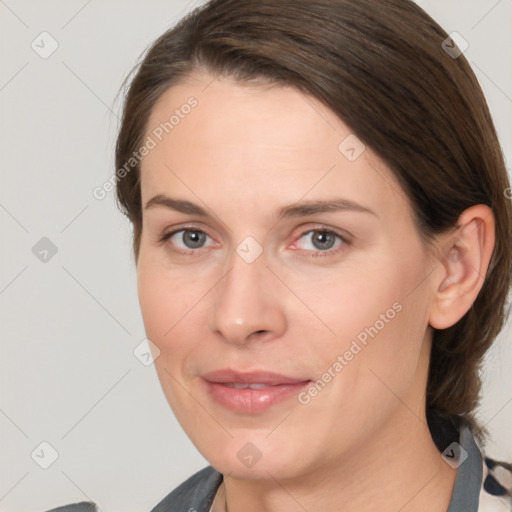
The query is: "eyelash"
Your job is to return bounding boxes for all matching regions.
[158,225,351,258]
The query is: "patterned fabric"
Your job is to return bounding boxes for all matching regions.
[479,456,512,510]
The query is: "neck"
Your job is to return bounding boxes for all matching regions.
[217,406,457,512]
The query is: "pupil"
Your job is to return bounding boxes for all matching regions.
[313,232,335,250]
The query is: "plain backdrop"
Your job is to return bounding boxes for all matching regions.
[0,1,511,511]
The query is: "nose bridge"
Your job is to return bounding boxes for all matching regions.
[209,245,286,345]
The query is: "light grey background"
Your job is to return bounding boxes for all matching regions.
[0,1,511,511]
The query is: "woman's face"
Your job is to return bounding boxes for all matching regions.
[137,73,439,479]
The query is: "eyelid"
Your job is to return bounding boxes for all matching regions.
[292,223,352,243]
[158,220,214,239]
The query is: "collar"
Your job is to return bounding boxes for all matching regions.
[445,419,483,511]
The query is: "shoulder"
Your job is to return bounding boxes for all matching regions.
[150,465,223,512]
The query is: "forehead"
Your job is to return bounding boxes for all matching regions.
[140,73,410,223]
[146,73,342,151]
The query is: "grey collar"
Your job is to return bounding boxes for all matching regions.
[446,420,483,512]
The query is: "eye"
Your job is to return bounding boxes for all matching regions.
[160,228,216,254]
[159,226,349,258]
[293,229,348,256]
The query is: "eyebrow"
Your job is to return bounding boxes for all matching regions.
[144,194,378,220]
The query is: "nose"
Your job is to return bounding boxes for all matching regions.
[208,248,287,347]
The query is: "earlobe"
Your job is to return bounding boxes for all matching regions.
[428,205,495,330]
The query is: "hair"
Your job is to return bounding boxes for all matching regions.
[115,0,512,435]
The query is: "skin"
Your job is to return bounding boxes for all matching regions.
[136,72,495,512]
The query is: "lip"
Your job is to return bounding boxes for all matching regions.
[201,369,312,413]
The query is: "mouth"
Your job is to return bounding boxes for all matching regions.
[201,369,312,413]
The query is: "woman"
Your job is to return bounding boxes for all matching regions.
[53,0,512,510]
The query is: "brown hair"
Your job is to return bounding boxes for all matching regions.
[115,0,512,432]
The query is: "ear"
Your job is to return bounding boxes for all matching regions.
[428,204,495,330]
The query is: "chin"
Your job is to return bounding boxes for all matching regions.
[195,433,311,481]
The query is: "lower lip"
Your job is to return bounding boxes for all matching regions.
[202,380,311,413]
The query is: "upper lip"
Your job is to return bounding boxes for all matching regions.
[202,369,311,386]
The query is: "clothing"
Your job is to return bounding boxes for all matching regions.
[149,414,512,512]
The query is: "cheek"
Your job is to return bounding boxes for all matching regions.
[136,250,221,392]
[137,259,203,411]
[302,247,429,395]
[299,254,409,353]
[295,284,429,456]
[137,252,199,355]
